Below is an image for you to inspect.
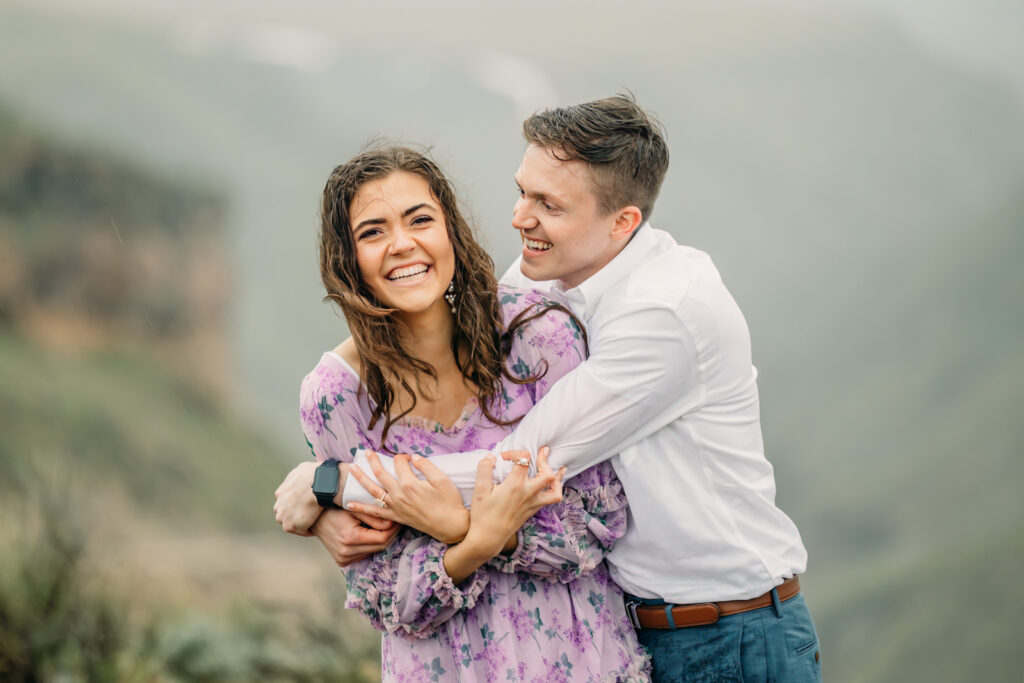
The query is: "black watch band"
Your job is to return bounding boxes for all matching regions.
[312,459,341,509]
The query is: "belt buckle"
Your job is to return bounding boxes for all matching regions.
[624,598,643,630]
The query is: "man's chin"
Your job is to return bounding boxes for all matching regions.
[519,260,552,283]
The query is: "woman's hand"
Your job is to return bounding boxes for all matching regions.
[443,448,565,583]
[346,451,470,545]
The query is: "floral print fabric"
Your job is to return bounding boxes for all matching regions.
[300,286,650,682]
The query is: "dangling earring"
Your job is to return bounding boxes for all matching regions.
[444,280,457,315]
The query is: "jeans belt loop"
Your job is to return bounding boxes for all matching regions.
[770,587,783,618]
[664,604,678,630]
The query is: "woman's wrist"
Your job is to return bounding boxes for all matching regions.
[436,508,470,545]
[442,533,496,584]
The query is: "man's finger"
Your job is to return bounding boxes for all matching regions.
[350,510,397,530]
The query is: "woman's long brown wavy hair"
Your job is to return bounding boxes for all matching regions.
[319,146,583,449]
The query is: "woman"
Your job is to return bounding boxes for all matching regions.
[281,147,649,681]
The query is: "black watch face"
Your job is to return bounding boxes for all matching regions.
[313,464,340,494]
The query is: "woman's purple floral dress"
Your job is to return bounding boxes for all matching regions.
[300,287,651,682]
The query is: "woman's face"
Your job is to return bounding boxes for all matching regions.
[348,171,456,317]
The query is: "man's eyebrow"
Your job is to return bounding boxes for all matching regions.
[514,177,565,205]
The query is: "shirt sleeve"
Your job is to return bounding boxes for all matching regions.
[300,371,492,639]
[498,301,704,477]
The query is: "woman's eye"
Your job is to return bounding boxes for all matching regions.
[356,228,381,240]
[411,215,433,227]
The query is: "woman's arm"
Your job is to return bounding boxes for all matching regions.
[294,369,494,638]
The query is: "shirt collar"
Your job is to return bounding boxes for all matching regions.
[553,223,663,321]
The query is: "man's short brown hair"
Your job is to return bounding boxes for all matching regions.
[522,93,669,221]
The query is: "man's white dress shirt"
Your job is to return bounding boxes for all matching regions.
[345,225,807,603]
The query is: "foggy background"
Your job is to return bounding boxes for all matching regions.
[1,0,1021,680]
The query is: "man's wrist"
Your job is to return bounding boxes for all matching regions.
[331,463,350,508]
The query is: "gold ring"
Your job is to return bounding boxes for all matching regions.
[513,457,530,467]
[375,496,389,509]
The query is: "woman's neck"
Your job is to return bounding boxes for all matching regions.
[395,302,457,374]
[391,302,476,427]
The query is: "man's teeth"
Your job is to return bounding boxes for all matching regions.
[388,264,429,280]
[524,238,552,251]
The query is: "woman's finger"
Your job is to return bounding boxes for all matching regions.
[473,455,496,493]
[346,501,399,522]
[350,462,388,500]
[536,446,552,474]
[366,450,400,491]
[500,449,531,462]
[408,454,452,486]
[392,452,417,484]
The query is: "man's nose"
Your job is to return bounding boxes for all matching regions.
[512,198,536,231]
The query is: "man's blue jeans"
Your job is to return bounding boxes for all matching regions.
[631,591,822,682]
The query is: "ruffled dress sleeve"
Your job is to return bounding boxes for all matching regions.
[299,360,493,639]
[488,288,631,582]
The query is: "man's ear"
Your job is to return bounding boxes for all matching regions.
[610,206,644,241]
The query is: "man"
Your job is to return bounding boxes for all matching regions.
[277,94,820,681]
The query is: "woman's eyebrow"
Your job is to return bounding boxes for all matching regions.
[353,216,385,232]
[401,202,434,218]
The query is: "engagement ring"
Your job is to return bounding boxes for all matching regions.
[513,457,530,467]
[375,496,389,509]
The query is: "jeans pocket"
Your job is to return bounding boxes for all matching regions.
[794,635,818,657]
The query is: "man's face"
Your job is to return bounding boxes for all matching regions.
[512,145,622,289]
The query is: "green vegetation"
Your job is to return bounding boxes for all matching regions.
[0,107,380,680]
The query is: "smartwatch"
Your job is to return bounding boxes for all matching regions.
[312,459,342,508]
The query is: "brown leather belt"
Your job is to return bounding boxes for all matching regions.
[625,576,801,630]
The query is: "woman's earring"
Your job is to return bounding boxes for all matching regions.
[444,280,457,314]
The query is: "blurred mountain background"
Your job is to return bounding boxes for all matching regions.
[0,0,1021,680]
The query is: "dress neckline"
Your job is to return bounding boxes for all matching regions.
[323,351,480,434]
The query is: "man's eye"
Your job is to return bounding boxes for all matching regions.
[542,201,556,211]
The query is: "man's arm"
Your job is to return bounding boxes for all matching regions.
[343,301,702,503]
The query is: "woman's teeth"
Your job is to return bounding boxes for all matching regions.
[388,264,429,280]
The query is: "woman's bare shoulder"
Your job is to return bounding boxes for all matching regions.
[333,337,361,373]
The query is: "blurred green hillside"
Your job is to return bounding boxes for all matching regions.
[0,112,377,681]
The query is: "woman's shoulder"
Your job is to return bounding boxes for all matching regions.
[498,285,587,375]
[300,343,362,403]
[497,284,571,326]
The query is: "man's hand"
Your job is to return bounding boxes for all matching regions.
[274,461,323,536]
[313,508,402,567]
